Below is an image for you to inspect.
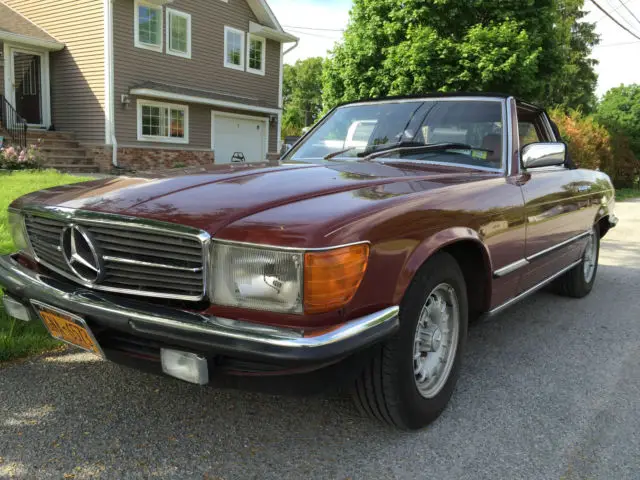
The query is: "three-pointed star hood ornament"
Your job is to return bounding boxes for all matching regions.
[61,225,104,284]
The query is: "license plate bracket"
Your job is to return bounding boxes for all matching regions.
[31,301,105,358]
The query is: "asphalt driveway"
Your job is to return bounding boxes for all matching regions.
[1,202,639,480]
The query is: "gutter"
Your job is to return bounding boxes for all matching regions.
[0,31,64,51]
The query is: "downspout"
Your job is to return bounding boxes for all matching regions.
[104,0,118,167]
[277,39,299,153]
[284,39,299,56]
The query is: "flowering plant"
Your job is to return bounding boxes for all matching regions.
[0,141,42,170]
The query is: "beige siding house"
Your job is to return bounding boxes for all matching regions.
[0,0,297,171]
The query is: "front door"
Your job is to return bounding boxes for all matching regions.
[11,50,44,126]
[517,111,586,292]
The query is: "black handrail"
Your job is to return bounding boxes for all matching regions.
[0,95,28,149]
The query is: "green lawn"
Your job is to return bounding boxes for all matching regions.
[0,170,94,362]
[616,188,640,202]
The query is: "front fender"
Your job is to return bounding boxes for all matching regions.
[392,227,493,306]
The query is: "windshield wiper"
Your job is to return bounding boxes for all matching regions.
[360,142,492,161]
[323,147,357,160]
[357,141,425,158]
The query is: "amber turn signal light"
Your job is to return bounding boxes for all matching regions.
[303,244,370,314]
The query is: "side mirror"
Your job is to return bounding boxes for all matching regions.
[521,142,567,169]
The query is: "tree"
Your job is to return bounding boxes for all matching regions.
[282,57,324,137]
[597,84,640,156]
[322,0,599,111]
[550,106,639,188]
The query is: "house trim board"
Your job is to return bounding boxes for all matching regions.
[2,43,52,129]
[130,88,281,115]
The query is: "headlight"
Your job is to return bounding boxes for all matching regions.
[211,243,304,314]
[7,211,31,254]
[210,242,370,315]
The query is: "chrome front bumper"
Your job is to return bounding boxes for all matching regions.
[0,254,399,364]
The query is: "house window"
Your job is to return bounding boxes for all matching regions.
[246,34,266,75]
[135,1,163,52]
[224,26,245,70]
[137,100,189,144]
[167,9,191,58]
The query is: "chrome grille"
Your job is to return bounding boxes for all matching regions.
[24,211,207,301]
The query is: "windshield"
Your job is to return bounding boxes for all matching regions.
[287,99,505,170]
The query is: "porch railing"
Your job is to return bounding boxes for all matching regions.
[0,95,28,149]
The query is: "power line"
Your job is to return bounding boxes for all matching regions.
[620,0,640,26]
[286,29,343,40]
[604,0,639,29]
[596,0,635,23]
[593,39,640,46]
[283,25,345,32]
[590,0,640,40]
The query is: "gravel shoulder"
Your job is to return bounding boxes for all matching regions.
[1,203,639,480]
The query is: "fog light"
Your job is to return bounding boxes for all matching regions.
[2,296,32,322]
[161,349,209,385]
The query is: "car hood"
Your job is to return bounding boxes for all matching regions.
[12,162,495,235]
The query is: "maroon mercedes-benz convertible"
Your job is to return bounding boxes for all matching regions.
[1,94,617,430]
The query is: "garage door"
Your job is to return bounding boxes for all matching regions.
[212,113,268,164]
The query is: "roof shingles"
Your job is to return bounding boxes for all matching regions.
[0,3,61,46]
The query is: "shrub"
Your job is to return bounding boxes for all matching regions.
[549,108,639,188]
[0,143,43,170]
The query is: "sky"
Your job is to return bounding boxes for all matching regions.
[268,0,640,98]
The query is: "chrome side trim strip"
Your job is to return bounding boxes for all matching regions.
[493,258,529,278]
[526,230,590,262]
[492,230,591,278]
[487,259,582,318]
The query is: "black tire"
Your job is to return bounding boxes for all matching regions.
[555,225,600,298]
[351,252,468,430]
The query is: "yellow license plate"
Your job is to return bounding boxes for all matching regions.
[32,301,104,357]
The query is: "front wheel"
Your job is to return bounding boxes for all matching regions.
[351,252,468,430]
[555,225,600,298]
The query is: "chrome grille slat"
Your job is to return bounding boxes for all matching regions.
[23,211,207,301]
[29,232,60,244]
[28,217,66,228]
[88,225,201,248]
[104,256,203,272]
[105,271,203,288]
[106,264,202,283]
[94,235,202,258]
[103,278,203,294]
[28,224,62,236]
[100,244,202,265]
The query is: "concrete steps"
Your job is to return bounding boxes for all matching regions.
[27,130,99,174]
